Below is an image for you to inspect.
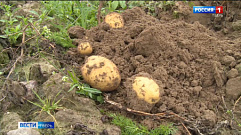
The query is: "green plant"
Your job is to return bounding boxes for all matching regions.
[39,1,99,48]
[0,3,37,45]
[0,4,22,44]
[226,110,241,131]
[48,24,74,48]
[64,70,104,103]
[26,90,63,130]
[110,113,177,135]
[106,1,127,12]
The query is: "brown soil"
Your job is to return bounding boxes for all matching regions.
[1,1,241,135]
[63,6,241,134]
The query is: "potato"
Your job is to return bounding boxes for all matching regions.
[105,12,124,28]
[124,73,163,112]
[77,42,93,55]
[81,56,121,91]
[132,77,160,104]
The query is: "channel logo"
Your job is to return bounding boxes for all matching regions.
[193,6,223,14]
[18,122,54,129]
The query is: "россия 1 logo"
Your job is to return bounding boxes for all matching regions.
[193,6,223,14]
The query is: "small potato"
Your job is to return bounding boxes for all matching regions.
[124,73,163,112]
[105,12,124,28]
[81,56,121,91]
[77,42,93,55]
[132,77,160,104]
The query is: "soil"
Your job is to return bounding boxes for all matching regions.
[1,1,241,135]
[65,5,241,135]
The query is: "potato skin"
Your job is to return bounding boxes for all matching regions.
[81,56,121,91]
[132,77,160,104]
[77,42,93,55]
[105,12,124,28]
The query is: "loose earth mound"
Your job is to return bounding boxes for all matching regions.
[63,7,241,134]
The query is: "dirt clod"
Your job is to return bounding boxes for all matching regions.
[226,77,241,99]
[68,26,86,39]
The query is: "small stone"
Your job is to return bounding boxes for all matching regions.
[222,56,235,66]
[191,80,199,87]
[174,105,185,112]
[213,61,226,87]
[159,104,167,112]
[193,86,202,95]
[234,52,241,59]
[226,77,241,99]
[201,110,217,126]
[7,129,41,135]
[178,61,187,69]
[1,112,23,134]
[222,28,228,34]
[227,68,239,79]
[226,50,233,55]
[232,20,241,31]
[103,126,121,135]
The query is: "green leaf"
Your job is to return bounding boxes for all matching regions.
[16,24,21,31]
[119,1,126,9]
[27,99,43,108]
[97,96,104,103]
[68,84,78,92]
[83,87,102,94]
[0,19,6,23]
[88,93,93,98]
[111,1,119,10]
[29,10,39,16]
[0,35,7,38]
[32,90,45,105]
[67,70,78,83]
[0,72,4,75]
[76,90,85,94]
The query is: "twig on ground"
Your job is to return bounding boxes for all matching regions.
[181,122,192,135]
[0,96,6,102]
[104,94,187,121]
[233,95,241,112]
[0,24,29,99]
[97,1,103,24]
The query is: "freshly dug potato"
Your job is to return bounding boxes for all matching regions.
[105,12,124,28]
[81,56,121,91]
[132,77,160,104]
[124,73,163,112]
[77,42,93,55]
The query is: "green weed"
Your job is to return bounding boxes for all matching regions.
[63,70,104,103]
[0,3,38,45]
[26,89,63,131]
[110,113,177,135]
[0,4,22,44]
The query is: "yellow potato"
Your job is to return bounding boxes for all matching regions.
[81,56,121,91]
[105,12,124,28]
[77,42,93,55]
[132,77,160,104]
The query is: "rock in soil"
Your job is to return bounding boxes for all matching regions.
[7,128,40,135]
[0,112,23,134]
